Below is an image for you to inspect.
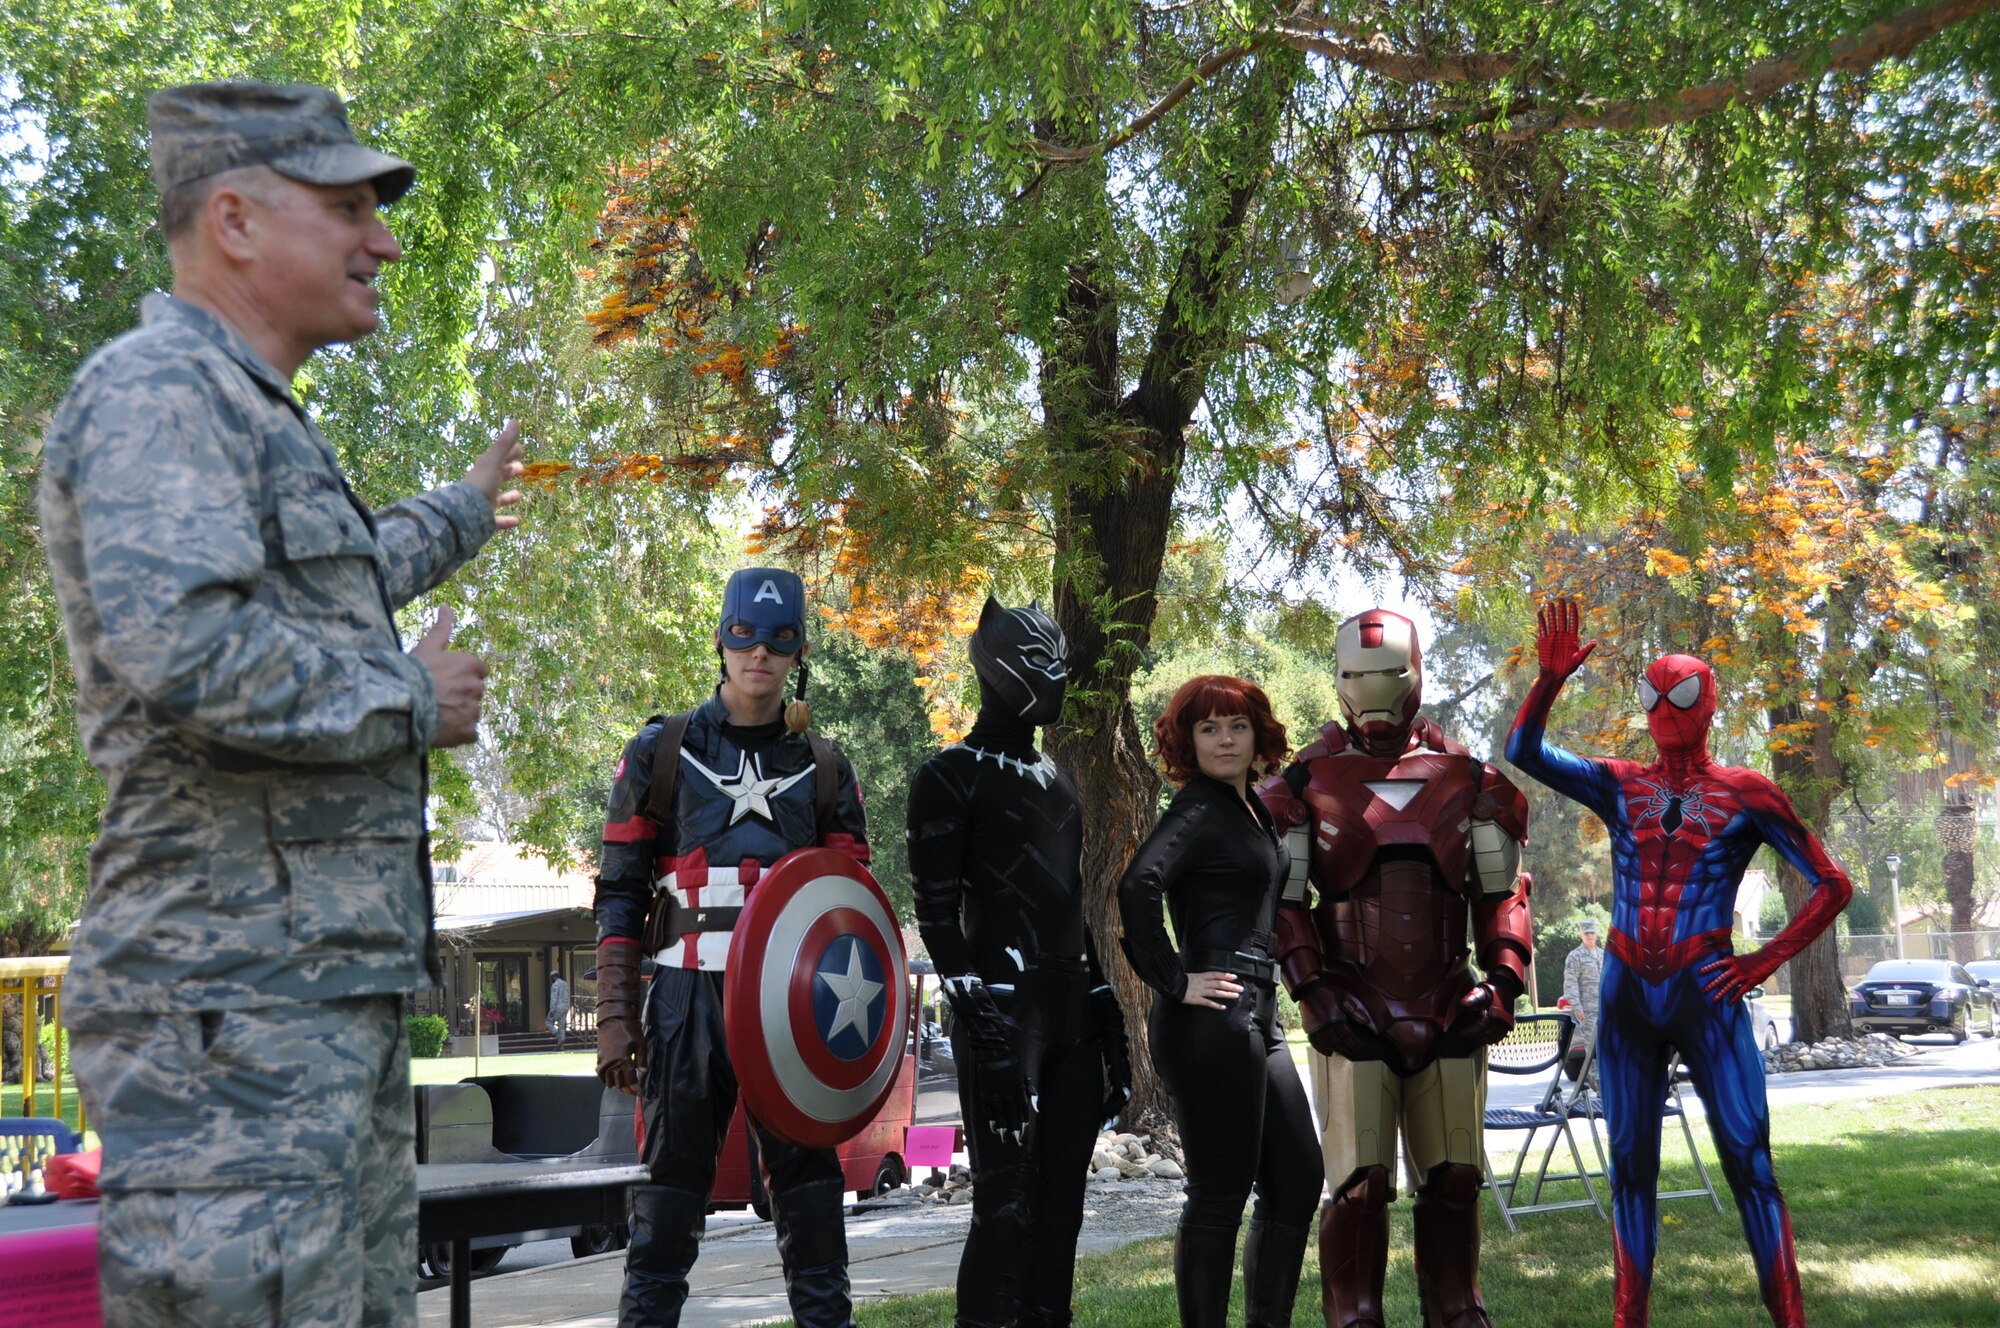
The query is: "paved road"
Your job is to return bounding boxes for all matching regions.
[421,1034,2000,1327]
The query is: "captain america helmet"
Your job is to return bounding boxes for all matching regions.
[718,568,808,654]
[969,595,1067,726]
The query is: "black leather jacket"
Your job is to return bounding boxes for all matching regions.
[1116,776,1287,1002]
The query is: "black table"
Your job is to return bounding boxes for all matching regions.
[417,1160,646,1328]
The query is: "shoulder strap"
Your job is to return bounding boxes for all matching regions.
[806,731,838,835]
[642,711,695,833]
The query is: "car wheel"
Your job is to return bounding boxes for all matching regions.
[423,1243,509,1278]
[1763,1024,1778,1052]
[871,1155,906,1197]
[1950,1007,1968,1044]
[571,1224,627,1258]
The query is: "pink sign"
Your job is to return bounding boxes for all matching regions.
[903,1125,958,1168]
[0,1223,102,1327]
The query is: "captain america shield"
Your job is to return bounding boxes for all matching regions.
[724,847,910,1148]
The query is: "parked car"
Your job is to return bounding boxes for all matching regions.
[1850,958,1998,1042]
[1967,958,2000,993]
[1743,987,1783,1051]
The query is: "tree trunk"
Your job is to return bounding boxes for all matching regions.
[1039,49,1301,1122]
[1939,799,1976,962]
[1765,701,1853,1042]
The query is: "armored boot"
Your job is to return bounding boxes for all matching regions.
[619,1184,707,1327]
[1412,1164,1491,1328]
[1019,1307,1072,1328]
[1321,1167,1390,1328]
[771,1177,856,1328]
[1172,1221,1240,1328]
[1242,1218,1311,1328]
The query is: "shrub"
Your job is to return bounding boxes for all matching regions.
[406,1014,450,1059]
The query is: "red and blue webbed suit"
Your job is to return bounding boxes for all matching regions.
[1504,601,1850,1328]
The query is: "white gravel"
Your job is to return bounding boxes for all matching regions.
[845,1176,1186,1242]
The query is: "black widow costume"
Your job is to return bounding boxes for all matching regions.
[1117,768,1323,1328]
[908,596,1132,1328]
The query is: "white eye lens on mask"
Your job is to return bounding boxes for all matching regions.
[1638,678,1661,712]
[1666,674,1704,709]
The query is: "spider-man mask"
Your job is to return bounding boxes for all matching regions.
[1639,653,1714,759]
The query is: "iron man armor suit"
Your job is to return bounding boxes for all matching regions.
[1258,609,1530,1328]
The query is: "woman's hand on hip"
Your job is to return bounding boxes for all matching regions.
[1181,971,1243,1009]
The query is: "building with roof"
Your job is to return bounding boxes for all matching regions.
[417,841,600,1055]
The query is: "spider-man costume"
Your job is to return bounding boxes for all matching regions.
[1505,601,1851,1328]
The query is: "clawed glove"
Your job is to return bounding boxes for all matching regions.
[1090,983,1133,1130]
[945,974,1034,1145]
[594,939,647,1095]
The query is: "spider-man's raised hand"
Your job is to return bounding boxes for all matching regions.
[1537,597,1599,680]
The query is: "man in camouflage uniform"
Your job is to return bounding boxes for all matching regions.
[39,82,525,1327]
[1562,916,1605,1067]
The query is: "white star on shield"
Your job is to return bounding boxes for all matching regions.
[818,939,884,1046]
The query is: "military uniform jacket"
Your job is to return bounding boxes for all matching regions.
[1562,943,1604,1032]
[39,295,495,1014]
[594,695,869,969]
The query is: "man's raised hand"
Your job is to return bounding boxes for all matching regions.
[1536,598,1599,681]
[466,417,526,531]
[411,606,487,748]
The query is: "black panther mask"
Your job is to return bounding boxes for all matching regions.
[969,595,1067,727]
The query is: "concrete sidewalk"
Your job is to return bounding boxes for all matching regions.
[417,1209,1148,1328]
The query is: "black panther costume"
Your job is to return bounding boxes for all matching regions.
[593,568,869,1328]
[908,596,1132,1328]
[1117,775,1323,1328]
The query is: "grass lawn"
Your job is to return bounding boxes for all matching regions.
[845,1086,2000,1328]
[0,1078,88,1135]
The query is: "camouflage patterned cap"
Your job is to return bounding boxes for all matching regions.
[146,81,415,203]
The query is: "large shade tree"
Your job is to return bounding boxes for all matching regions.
[5,0,1998,1110]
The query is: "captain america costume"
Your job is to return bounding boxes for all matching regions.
[1505,599,1850,1328]
[592,569,870,1328]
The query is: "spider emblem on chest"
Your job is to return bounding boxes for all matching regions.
[1630,777,1724,840]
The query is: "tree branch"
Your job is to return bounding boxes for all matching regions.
[1032,12,1524,163]
[1493,0,2000,140]
[1033,42,1257,163]
[1273,19,1522,83]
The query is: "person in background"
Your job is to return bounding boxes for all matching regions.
[43,80,524,1326]
[547,968,572,1051]
[1561,916,1605,1078]
[1117,675,1322,1328]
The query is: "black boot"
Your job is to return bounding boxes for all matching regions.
[1242,1218,1310,1328]
[619,1184,707,1327]
[1172,1222,1240,1328]
[771,1177,856,1328]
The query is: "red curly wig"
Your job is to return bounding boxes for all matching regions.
[1152,674,1289,785]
